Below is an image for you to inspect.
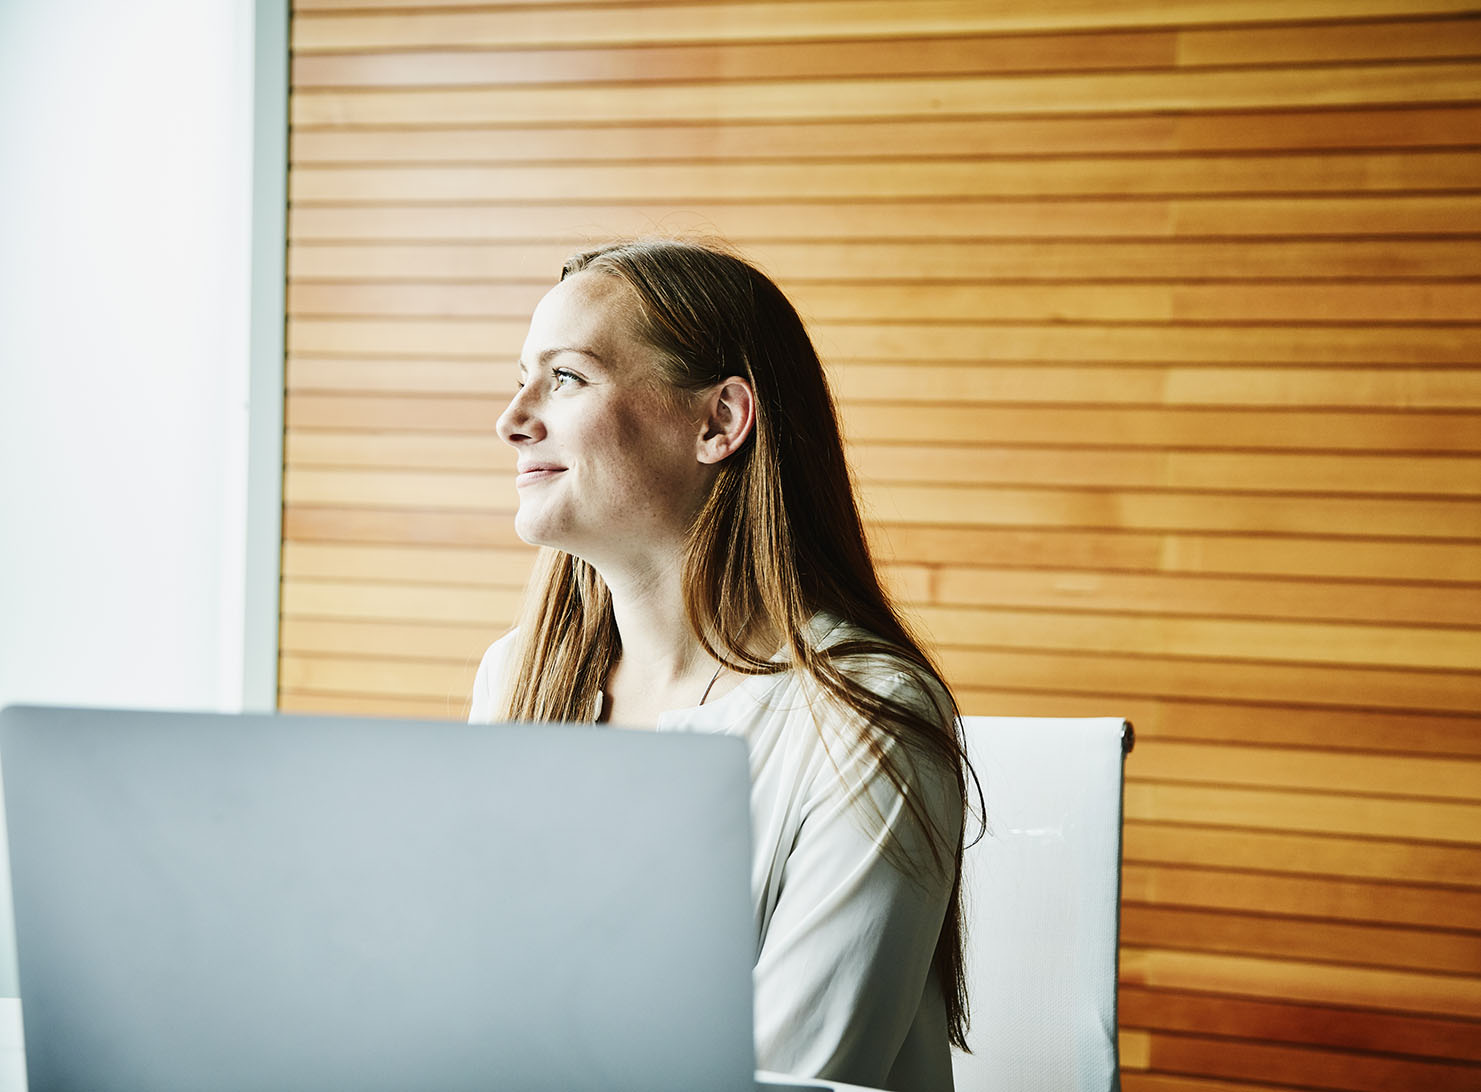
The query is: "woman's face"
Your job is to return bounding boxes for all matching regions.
[496,272,713,571]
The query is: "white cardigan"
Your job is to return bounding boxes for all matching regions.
[470,618,960,1092]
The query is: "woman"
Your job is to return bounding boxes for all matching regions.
[470,238,971,1090]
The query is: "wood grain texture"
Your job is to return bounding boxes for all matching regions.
[281,319,1481,365]
[1120,904,1481,975]
[1122,824,1481,886]
[284,239,1481,283]
[289,110,1481,165]
[1122,864,1481,928]
[287,195,1481,240]
[1118,986,1481,1061]
[291,22,1481,90]
[289,64,1481,127]
[287,152,1481,202]
[290,1,1481,52]
[279,4,1481,1089]
[286,238,1481,282]
[285,281,1481,323]
[1118,947,1481,1018]
[1136,1030,1481,1092]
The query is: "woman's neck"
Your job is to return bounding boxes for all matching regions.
[597,555,723,726]
[608,561,707,684]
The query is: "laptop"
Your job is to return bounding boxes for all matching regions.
[0,705,773,1092]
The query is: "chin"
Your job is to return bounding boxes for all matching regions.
[513,507,574,552]
[511,508,549,547]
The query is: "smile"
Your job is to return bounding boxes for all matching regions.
[515,466,565,487]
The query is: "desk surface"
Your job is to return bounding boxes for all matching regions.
[756,1073,887,1092]
[0,1000,884,1092]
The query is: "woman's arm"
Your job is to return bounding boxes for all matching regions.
[754,673,962,1088]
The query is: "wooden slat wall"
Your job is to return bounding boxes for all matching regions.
[282,1,1481,1087]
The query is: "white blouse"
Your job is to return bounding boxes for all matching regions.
[469,617,961,1092]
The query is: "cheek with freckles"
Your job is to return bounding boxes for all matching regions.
[591,399,701,519]
[511,390,703,554]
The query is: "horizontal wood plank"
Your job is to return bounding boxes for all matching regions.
[285,314,1481,375]
[291,3,1481,52]
[1118,947,1481,1019]
[1123,741,1481,800]
[865,483,1481,539]
[1118,986,1481,1063]
[1123,781,1481,844]
[294,29,1177,89]
[1177,18,1481,67]
[1140,1029,1481,1092]
[918,604,1481,670]
[821,323,1481,367]
[1120,904,1481,976]
[281,541,536,586]
[279,689,470,720]
[283,420,1481,496]
[288,106,1481,162]
[836,371,1481,414]
[285,238,1481,282]
[931,567,1481,627]
[281,464,1481,538]
[290,24,1481,89]
[1120,1074,1275,1092]
[877,524,1481,583]
[280,617,502,662]
[293,65,1481,127]
[803,281,1481,323]
[758,238,1481,282]
[286,195,1481,241]
[288,152,1481,202]
[939,646,1481,713]
[284,505,524,548]
[286,428,505,470]
[1122,824,1481,888]
[842,404,1481,453]
[285,392,1481,453]
[1122,863,1481,928]
[285,280,1481,324]
[279,652,480,701]
[982,698,1481,757]
[281,577,523,625]
[284,467,508,511]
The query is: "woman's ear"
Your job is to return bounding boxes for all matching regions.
[696,376,756,465]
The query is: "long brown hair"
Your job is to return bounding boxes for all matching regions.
[497,237,973,1048]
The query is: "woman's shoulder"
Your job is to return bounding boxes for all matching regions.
[469,629,519,723]
[807,613,954,726]
[793,615,965,864]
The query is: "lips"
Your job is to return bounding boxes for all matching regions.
[515,462,565,487]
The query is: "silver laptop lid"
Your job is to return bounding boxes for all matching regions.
[1,706,755,1092]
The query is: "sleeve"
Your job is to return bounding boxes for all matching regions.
[468,629,518,724]
[752,670,962,1088]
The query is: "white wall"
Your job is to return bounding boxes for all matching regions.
[0,0,262,1002]
[0,0,257,714]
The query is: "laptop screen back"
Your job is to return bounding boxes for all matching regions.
[1,706,755,1092]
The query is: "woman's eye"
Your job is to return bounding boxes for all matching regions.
[553,369,582,388]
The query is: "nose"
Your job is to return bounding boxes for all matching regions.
[496,384,544,447]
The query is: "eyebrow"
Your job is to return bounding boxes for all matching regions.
[518,346,604,372]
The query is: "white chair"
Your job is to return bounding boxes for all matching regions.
[951,716,1133,1092]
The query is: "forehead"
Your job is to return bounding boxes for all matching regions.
[520,271,644,364]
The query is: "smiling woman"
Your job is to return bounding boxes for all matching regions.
[495,271,747,589]
[468,238,973,1090]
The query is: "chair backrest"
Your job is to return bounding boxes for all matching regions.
[951,716,1133,1092]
